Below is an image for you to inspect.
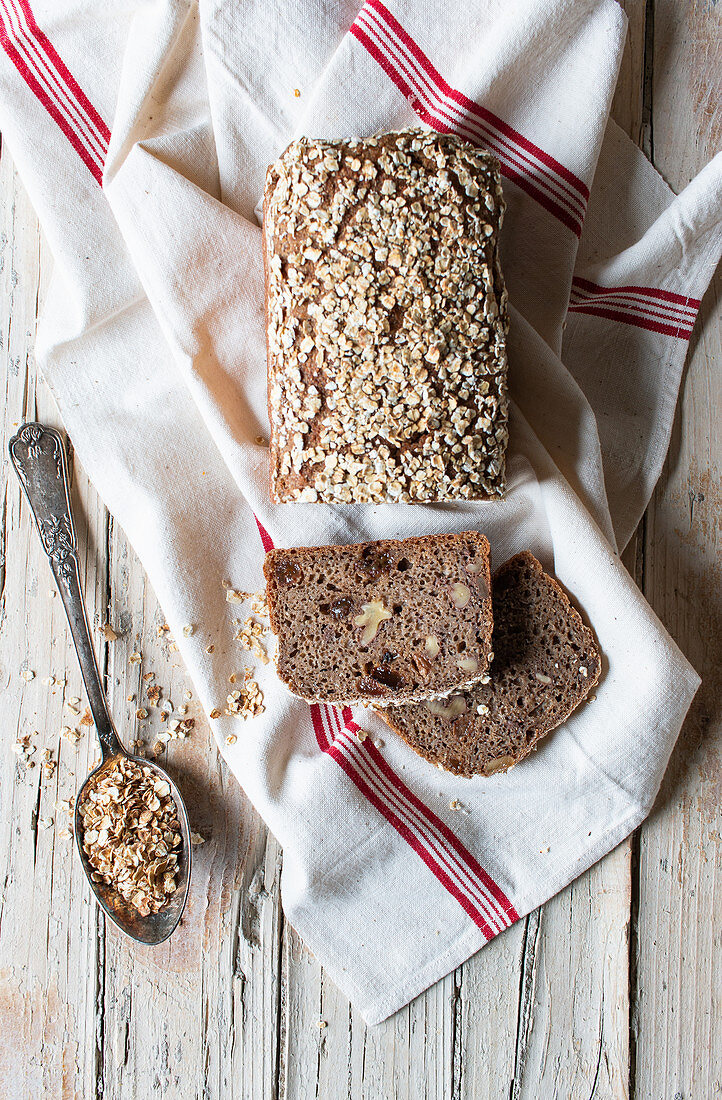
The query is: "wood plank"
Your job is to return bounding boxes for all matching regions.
[0,140,102,1100]
[611,0,647,143]
[636,1,722,1094]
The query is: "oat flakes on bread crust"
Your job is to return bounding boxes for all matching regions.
[263,129,509,504]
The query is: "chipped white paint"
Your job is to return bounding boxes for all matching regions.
[1,4,720,1092]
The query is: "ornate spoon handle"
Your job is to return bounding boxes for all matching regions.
[8,423,123,761]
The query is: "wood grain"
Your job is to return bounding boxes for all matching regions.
[0,1,720,1094]
[634,1,722,1097]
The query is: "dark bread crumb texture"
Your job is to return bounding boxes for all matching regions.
[264,129,509,504]
[264,532,493,705]
[379,551,602,777]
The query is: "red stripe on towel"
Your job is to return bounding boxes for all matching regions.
[351,0,586,235]
[0,0,108,184]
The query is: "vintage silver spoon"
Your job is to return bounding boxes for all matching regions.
[8,422,191,944]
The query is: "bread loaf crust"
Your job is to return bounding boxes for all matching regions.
[263,129,509,504]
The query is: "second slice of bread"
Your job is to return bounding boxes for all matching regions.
[264,532,493,705]
[378,552,602,775]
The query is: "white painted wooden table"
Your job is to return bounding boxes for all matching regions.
[1,2,720,1096]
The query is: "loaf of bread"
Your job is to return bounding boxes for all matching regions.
[263,532,493,705]
[379,552,601,776]
[263,130,509,504]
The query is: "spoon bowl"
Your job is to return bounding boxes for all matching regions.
[9,422,192,944]
[74,750,192,944]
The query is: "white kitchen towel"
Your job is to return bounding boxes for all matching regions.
[1,0,720,1023]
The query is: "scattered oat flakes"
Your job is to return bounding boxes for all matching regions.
[209,708,222,720]
[222,671,265,720]
[226,589,248,603]
[355,729,368,742]
[184,690,192,701]
[205,644,215,654]
[58,828,73,840]
[136,708,148,720]
[225,734,238,746]
[182,624,194,637]
[374,738,384,749]
[234,614,271,664]
[20,668,35,682]
[39,818,53,829]
[41,676,55,687]
[190,831,205,846]
[449,799,464,812]
[100,622,119,642]
[129,652,142,665]
[146,684,161,707]
[178,705,187,716]
[127,694,135,703]
[80,708,93,726]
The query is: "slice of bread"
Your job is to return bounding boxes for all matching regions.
[264,532,493,705]
[379,551,601,776]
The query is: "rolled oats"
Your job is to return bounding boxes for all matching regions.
[78,756,182,917]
